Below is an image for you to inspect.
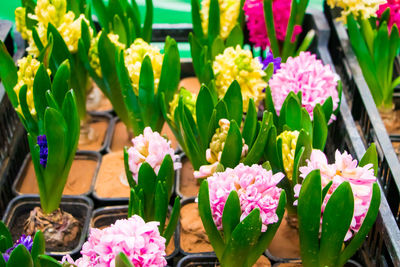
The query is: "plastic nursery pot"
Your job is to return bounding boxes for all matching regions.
[175,154,199,200]
[12,151,101,197]
[78,113,113,153]
[90,205,179,265]
[107,117,181,153]
[2,195,93,259]
[179,197,213,256]
[176,254,272,267]
[271,259,363,267]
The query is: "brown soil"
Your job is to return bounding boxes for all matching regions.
[380,109,400,135]
[275,262,357,267]
[94,152,130,198]
[87,83,113,112]
[179,77,201,95]
[253,255,271,267]
[110,121,178,152]
[268,215,301,259]
[17,156,97,195]
[179,158,200,198]
[78,119,109,151]
[180,202,212,253]
[392,142,400,159]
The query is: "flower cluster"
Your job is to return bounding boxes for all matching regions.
[124,39,164,95]
[37,135,48,168]
[260,50,282,73]
[89,32,126,78]
[269,52,340,120]
[213,46,267,111]
[168,88,197,123]
[200,0,240,39]
[207,163,284,231]
[377,0,400,32]
[2,235,33,262]
[194,119,249,179]
[327,0,385,22]
[128,127,181,184]
[15,0,92,56]
[62,215,167,267]
[13,55,51,117]
[295,149,376,240]
[277,130,299,180]
[244,0,302,49]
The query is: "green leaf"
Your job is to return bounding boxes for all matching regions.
[264,126,281,172]
[0,222,12,252]
[36,255,62,267]
[191,0,204,40]
[198,181,225,259]
[215,100,229,122]
[18,85,38,135]
[321,96,333,123]
[154,181,168,233]
[0,41,18,107]
[163,196,180,245]
[226,24,244,48]
[319,182,354,266]
[223,80,243,124]
[115,253,134,267]
[31,231,45,263]
[138,56,155,127]
[312,104,328,150]
[7,245,33,267]
[138,162,157,220]
[123,147,136,188]
[196,86,215,147]
[263,0,280,57]
[222,191,241,243]
[113,15,127,45]
[51,60,70,108]
[285,95,302,130]
[211,37,225,60]
[33,64,52,120]
[220,121,243,168]
[359,143,378,176]
[242,99,257,147]
[298,170,322,266]
[142,0,153,42]
[208,0,220,46]
[220,209,262,267]
[46,23,72,69]
[157,154,174,199]
[264,87,278,126]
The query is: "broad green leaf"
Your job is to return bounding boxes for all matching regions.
[285,95,302,130]
[31,231,45,263]
[321,96,333,123]
[138,162,157,220]
[0,41,18,106]
[154,181,168,232]
[242,99,257,147]
[223,80,243,124]
[51,60,70,108]
[220,121,242,168]
[226,24,244,48]
[312,104,328,150]
[157,154,174,199]
[7,245,33,267]
[142,0,153,42]
[113,15,127,45]
[211,37,225,60]
[263,0,280,57]
[208,0,220,46]
[163,196,180,245]
[33,64,52,120]
[0,222,12,252]
[18,85,38,135]
[36,254,62,267]
[123,147,136,188]
[138,56,155,127]
[191,0,204,40]
[222,190,241,243]
[359,143,378,176]
[115,252,134,267]
[196,86,215,147]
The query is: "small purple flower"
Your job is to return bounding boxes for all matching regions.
[37,135,48,168]
[2,235,33,262]
[259,50,281,73]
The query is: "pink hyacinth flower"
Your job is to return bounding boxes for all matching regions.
[244,0,302,49]
[269,51,340,121]
[377,0,400,33]
[128,127,181,184]
[207,163,284,232]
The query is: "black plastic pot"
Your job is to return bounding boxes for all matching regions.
[11,151,101,198]
[90,205,180,265]
[177,254,275,267]
[2,195,93,259]
[324,4,400,266]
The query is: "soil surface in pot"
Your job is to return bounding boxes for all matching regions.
[179,158,199,198]
[179,77,201,95]
[380,109,400,135]
[180,202,212,253]
[95,152,129,198]
[275,261,359,267]
[9,208,84,252]
[87,84,113,112]
[268,215,300,259]
[110,122,178,151]
[17,157,97,195]
[78,118,109,151]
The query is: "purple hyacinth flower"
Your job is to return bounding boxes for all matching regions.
[37,135,48,168]
[259,50,281,73]
[2,235,33,262]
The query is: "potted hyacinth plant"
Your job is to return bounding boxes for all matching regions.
[0,41,85,253]
[123,127,181,247]
[197,164,286,267]
[190,0,245,85]
[296,145,380,266]
[14,0,101,147]
[61,215,168,267]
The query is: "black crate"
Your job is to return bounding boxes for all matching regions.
[324,3,400,266]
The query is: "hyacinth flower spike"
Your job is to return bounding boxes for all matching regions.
[122,128,181,245]
[190,0,245,85]
[296,145,380,267]
[198,164,286,267]
[262,0,315,61]
[162,81,273,171]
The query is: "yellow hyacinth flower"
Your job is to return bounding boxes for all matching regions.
[15,7,30,40]
[168,88,197,123]
[13,56,51,117]
[34,0,67,28]
[277,130,299,180]
[201,0,240,39]
[124,39,164,95]
[213,46,267,111]
[327,0,385,22]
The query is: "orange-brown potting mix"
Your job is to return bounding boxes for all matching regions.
[78,119,109,151]
[179,77,201,95]
[268,215,301,259]
[380,109,400,135]
[86,84,113,112]
[180,202,213,253]
[179,157,199,198]
[18,157,97,195]
[94,152,130,198]
[110,121,178,152]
